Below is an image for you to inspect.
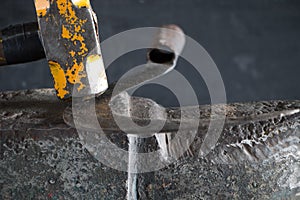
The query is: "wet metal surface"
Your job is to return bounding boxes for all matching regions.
[0,89,299,199]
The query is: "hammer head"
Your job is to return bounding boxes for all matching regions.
[34,0,108,99]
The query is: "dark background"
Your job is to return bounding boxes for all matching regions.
[0,0,299,106]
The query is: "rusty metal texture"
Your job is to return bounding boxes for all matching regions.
[34,0,108,99]
[0,88,299,199]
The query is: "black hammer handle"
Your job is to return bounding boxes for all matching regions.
[0,22,45,66]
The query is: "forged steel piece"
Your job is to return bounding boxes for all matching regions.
[34,0,108,99]
[108,25,185,99]
[0,89,299,199]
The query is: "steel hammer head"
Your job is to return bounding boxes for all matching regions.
[34,0,108,99]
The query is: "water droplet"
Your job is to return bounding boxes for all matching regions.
[76,182,81,188]
[49,178,56,184]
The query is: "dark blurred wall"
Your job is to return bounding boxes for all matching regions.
[0,0,299,106]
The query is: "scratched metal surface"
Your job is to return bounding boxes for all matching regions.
[0,89,299,199]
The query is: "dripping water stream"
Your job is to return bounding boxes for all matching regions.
[127,135,139,200]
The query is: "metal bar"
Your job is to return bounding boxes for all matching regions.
[111,25,185,98]
[148,24,185,64]
[0,88,299,163]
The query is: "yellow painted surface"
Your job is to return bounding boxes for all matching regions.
[38,0,103,98]
[69,51,76,57]
[66,61,87,91]
[87,54,101,63]
[56,0,90,92]
[34,0,50,17]
[61,25,72,39]
[71,0,91,8]
[49,61,69,99]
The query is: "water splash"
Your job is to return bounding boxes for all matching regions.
[155,133,174,163]
[127,135,139,200]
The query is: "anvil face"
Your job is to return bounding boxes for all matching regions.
[34,0,108,99]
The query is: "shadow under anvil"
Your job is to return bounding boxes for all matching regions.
[0,88,299,199]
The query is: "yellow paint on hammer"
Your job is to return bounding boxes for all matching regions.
[57,0,88,91]
[34,0,50,17]
[66,61,87,92]
[49,61,69,99]
[61,25,72,39]
[34,0,108,99]
[71,0,91,8]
